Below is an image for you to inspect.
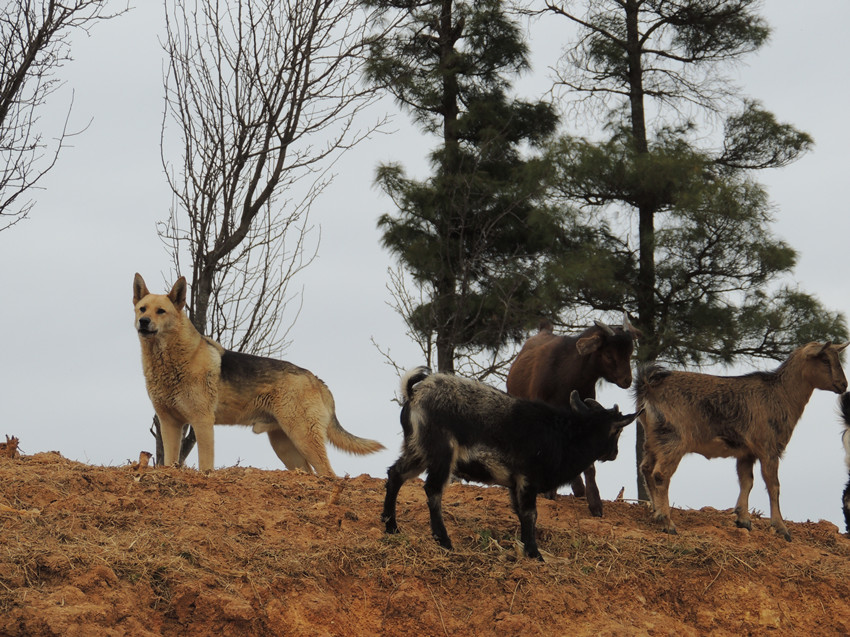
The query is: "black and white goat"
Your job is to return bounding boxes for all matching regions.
[840,392,850,535]
[382,366,641,560]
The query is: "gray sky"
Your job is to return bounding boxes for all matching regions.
[1,1,848,531]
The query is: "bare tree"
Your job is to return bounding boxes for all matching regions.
[0,0,127,231]
[155,0,387,464]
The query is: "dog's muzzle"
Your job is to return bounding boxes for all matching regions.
[137,317,156,336]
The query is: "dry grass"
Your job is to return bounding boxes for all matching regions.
[2,453,850,636]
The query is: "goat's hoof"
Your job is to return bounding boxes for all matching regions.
[589,506,603,518]
[770,523,791,541]
[434,537,453,551]
[735,520,752,531]
[661,527,678,536]
[383,522,399,534]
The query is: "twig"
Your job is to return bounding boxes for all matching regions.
[427,583,449,637]
[509,580,522,613]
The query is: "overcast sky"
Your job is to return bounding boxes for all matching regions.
[1,1,848,532]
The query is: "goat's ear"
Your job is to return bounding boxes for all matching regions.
[569,390,588,413]
[577,333,603,355]
[815,341,833,356]
[835,342,850,352]
[133,273,149,305]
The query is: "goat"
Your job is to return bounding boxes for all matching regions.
[506,313,641,516]
[635,341,848,541]
[382,367,641,560]
[840,392,850,535]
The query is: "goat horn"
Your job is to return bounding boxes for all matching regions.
[594,320,616,336]
[584,398,605,411]
[623,312,633,332]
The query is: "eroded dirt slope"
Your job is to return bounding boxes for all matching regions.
[1,452,849,636]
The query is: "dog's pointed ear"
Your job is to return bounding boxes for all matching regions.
[168,276,187,311]
[133,273,150,305]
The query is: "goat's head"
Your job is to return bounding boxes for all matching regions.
[575,313,642,389]
[569,391,643,461]
[798,341,849,394]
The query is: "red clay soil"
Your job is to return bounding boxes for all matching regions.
[1,451,849,636]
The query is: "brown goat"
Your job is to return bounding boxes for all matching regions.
[506,314,641,516]
[635,341,848,541]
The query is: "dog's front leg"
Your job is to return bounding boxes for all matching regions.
[159,414,185,467]
[193,420,216,473]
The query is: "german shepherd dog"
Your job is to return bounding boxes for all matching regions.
[133,273,384,474]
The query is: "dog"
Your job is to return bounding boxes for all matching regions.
[132,273,384,474]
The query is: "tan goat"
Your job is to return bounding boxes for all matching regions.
[635,341,848,541]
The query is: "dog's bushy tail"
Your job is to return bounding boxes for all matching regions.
[321,384,385,455]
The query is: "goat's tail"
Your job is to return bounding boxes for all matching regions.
[632,363,673,430]
[399,367,430,438]
[633,363,670,404]
[400,366,431,402]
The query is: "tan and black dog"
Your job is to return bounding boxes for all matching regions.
[132,273,384,474]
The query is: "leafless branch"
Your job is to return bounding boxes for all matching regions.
[0,0,128,230]
[159,0,389,356]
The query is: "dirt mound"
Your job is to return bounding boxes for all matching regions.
[1,452,849,636]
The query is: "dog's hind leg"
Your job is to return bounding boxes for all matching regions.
[274,415,336,477]
[267,428,312,473]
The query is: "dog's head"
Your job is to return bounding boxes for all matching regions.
[132,273,187,339]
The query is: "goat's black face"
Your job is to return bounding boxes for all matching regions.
[590,407,642,462]
[597,423,628,462]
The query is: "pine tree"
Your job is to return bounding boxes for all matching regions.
[542,0,847,497]
[366,0,568,376]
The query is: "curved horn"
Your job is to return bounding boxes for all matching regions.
[622,312,633,333]
[594,319,615,336]
[583,398,605,411]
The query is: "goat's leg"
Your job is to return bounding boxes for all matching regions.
[639,448,658,511]
[512,481,542,560]
[382,454,423,534]
[423,455,454,550]
[582,463,603,517]
[649,454,682,535]
[569,475,586,498]
[734,454,756,531]
[760,457,791,541]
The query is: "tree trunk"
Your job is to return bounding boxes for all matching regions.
[626,0,653,502]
